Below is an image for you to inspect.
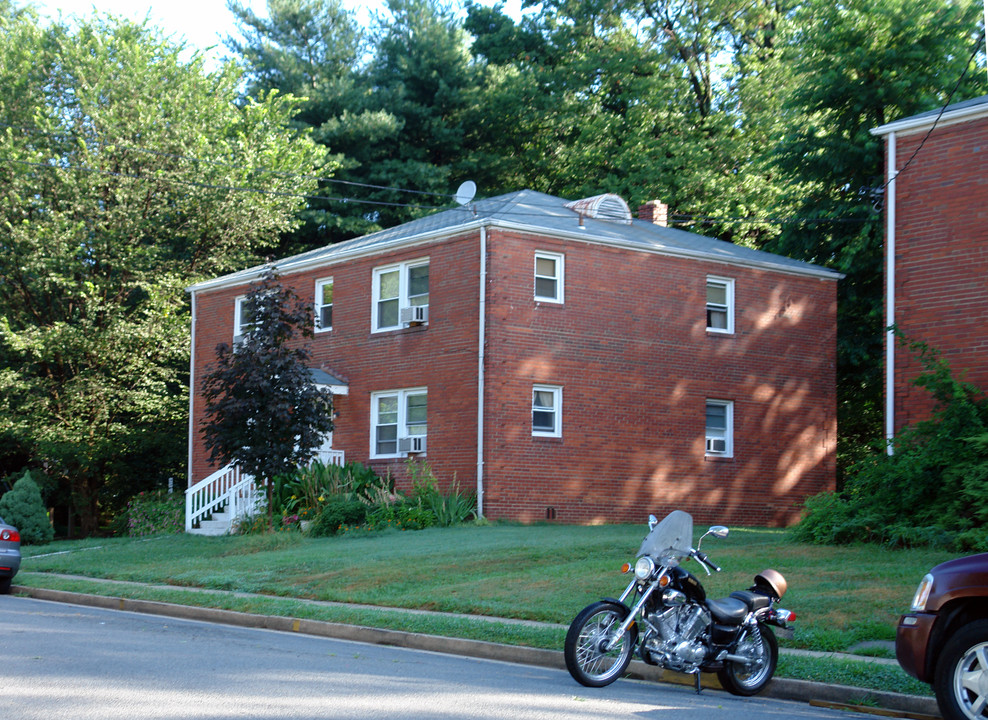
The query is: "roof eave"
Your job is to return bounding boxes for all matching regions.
[871,101,988,137]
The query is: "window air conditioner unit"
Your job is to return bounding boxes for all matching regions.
[398,436,427,454]
[399,305,429,325]
[706,438,727,454]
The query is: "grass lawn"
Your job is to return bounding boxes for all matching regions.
[18,521,954,696]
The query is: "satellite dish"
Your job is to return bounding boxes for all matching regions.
[454,180,476,206]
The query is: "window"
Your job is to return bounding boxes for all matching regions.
[534,252,564,303]
[372,259,429,332]
[705,400,733,457]
[371,388,427,457]
[706,276,735,333]
[532,385,562,437]
[315,278,333,332]
[233,295,257,346]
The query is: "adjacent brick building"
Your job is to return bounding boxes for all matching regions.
[872,96,988,439]
[187,190,840,527]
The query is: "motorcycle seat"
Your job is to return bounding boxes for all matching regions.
[729,590,772,611]
[706,596,748,624]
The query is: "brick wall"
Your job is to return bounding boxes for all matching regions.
[888,116,988,430]
[191,225,838,527]
[480,228,837,527]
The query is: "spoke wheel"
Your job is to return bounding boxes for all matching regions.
[564,601,637,688]
[717,624,778,697]
[936,620,988,720]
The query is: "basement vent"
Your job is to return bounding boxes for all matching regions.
[564,193,633,224]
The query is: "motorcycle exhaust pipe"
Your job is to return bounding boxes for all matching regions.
[720,653,753,664]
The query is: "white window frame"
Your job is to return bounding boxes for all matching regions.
[370,387,428,458]
[534,251,564,303]
[532,384,562,438]
[706,276,735,334]
[372,258,430,332]
[315,277,334,333]
[705,399,734,458]
[233,295,255,346]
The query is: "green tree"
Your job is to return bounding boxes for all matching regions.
[0,12,320,535]
[226,0,373,249]
[0,470,54,545]
[200,269,334,525]
[766,0,984,477]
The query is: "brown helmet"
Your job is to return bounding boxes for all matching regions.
[754,569,787,600]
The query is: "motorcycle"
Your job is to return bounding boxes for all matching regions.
[564,510,795,696]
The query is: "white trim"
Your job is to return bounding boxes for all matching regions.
[871,99,988,137]
[705,399,734,458]
[885,132,898,454]
[534,251,565,303]
[532,384,562,438]
[706,275,735,334]
[477,227,487,518]
[371,258,429,333]
[314,276,333,333]
[187,290,197,489]
[370,387,428,459]
[187,215,840,295]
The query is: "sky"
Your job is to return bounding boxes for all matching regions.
[31,0,529,67]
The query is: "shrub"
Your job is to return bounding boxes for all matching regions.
[0,470,54,544]
[793,338,987,549]
[127,490,184,536]
[367,500,435,531]
[407,460,477,527]
[310,497,369,537]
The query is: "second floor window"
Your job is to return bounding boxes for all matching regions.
[706,276,735,333]
[315,278,333,332]
[373,259,429,332]
[233,295,257,346]
[534,251,564,303]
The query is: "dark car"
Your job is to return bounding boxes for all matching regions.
[0,515,20,594]
[897,553,988,720]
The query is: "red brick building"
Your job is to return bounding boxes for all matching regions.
[872,96,988,441]
[187,190,840,528]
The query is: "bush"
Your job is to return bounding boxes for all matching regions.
[366,500,435,531]
[127,490,184,536]
[0,470,54,544]
[310,497,369,537]
[407,460,477,527]
[793,338,987,549]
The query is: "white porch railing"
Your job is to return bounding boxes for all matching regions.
[185,463,257,532]
[185,451,346,533]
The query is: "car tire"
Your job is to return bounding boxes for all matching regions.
[934,619,988,720]
[0,577,10,594]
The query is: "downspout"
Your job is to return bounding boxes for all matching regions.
[187,290,198,485]
[885,132,898,455]
[476,226,487,517]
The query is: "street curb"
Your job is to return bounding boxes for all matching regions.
[14,585,940,719]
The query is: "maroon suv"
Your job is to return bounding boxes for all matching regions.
[897,553,988,720]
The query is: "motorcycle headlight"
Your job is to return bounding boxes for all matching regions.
[910,573,934,612]
[635,556,655,581]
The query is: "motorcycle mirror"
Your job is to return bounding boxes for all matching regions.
[708,526,729,539]
[647,514,658,530]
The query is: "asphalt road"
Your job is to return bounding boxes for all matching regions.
[0,595,865,720]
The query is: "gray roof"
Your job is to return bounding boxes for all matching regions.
[872,95,988,136]
[189,190,840,292]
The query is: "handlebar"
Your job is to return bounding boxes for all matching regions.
[692,549,721,574]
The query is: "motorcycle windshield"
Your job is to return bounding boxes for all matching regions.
[637,510,693,567]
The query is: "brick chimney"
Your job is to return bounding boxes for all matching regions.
[638,200,668,227]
